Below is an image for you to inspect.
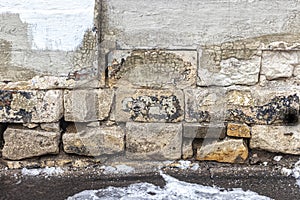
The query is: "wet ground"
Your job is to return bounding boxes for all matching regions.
[0,165,299,200]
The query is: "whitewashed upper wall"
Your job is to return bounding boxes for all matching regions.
[107,0,300,49]
[0,0,96,82]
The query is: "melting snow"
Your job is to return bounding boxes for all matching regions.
[21,167,64,176]
[281,159,300,188]
[67,171,272,200]
[102,165,135,175]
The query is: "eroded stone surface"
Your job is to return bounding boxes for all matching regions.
[185,88,300,125]
[198,41,261,86]
[63,126,124,157]
[107,50,197,89]
[0,90,63,123]
[227,123,251,138]
[261,51,300,80]
[116,89,184,122]
[196,138,248,163]
[126,122,182,160]
[250,124,300,155]
[64,89,114,122]
[2,127,60,160]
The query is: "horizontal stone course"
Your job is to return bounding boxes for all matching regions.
[0,90,63,123]
[185,87,300,125]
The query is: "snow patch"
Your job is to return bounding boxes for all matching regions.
[281,159,300,188]
[102,165,135,175]
[67,171,272,200]
[21,167,64,176]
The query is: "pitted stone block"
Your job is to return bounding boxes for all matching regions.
[185,87,300,125]
[197,42,261,86]
[2,127,60,160]
[107,50,197,89]
[0,90,63,123]
[126,122,182,160]
[250,124,300,155]
[116,88,184,122]
[63,126,125,157]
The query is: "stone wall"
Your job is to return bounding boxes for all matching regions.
[1,0,300,168]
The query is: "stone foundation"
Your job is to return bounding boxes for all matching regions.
[1,0,300,168]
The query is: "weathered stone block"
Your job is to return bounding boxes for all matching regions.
[198,42,261,86]
[183,123,226,139]
[115,89,184,122]
[0,90,63,123]
[227,123,251,138]
[184,88,228,123]
[64,89,114,122]
[63,126,124,157]
[261,51,300,80]
[185,87,300,125]
[196,138,248,163]
[126,122,182,160]
[2,127,60,160]
[250,124,300,154]
[107,50,197,89]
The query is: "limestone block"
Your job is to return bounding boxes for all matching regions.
[196,138,248,163]
[183,123,226,139]
[64,89,114,122]
[197,42,261,86]
[63,126,124,157]
[107,50,197,89]
[40,123,61,132]
[261,51,300,80]
[115,89,184,122]
[184,88,228,123]
[185,87,300,125]
[126,122,182,160]
[227,123,251,138]
[0,90,63,123]
[250,124,300,154]
[2,127,60,160]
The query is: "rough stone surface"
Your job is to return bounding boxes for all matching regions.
[40,123,61,132]
[126,122,182,160]
[198,43,261,86]
[261,51,300,80]
[107,50,197,89]
[64,89,114,122]
[182,138,194,160]
[116,89,184,122]
[183,123,226,139]
[0,90,63,123]
[185,87,300,125]
[227,123,251,138]
[0,2,98,82]
[196,138,248,163]
[2,127,60,160]
[63,126,124,157]
[107,0,300,49]
[250,124,300,155]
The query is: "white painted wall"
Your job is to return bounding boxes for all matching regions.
[0,0,94,51]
